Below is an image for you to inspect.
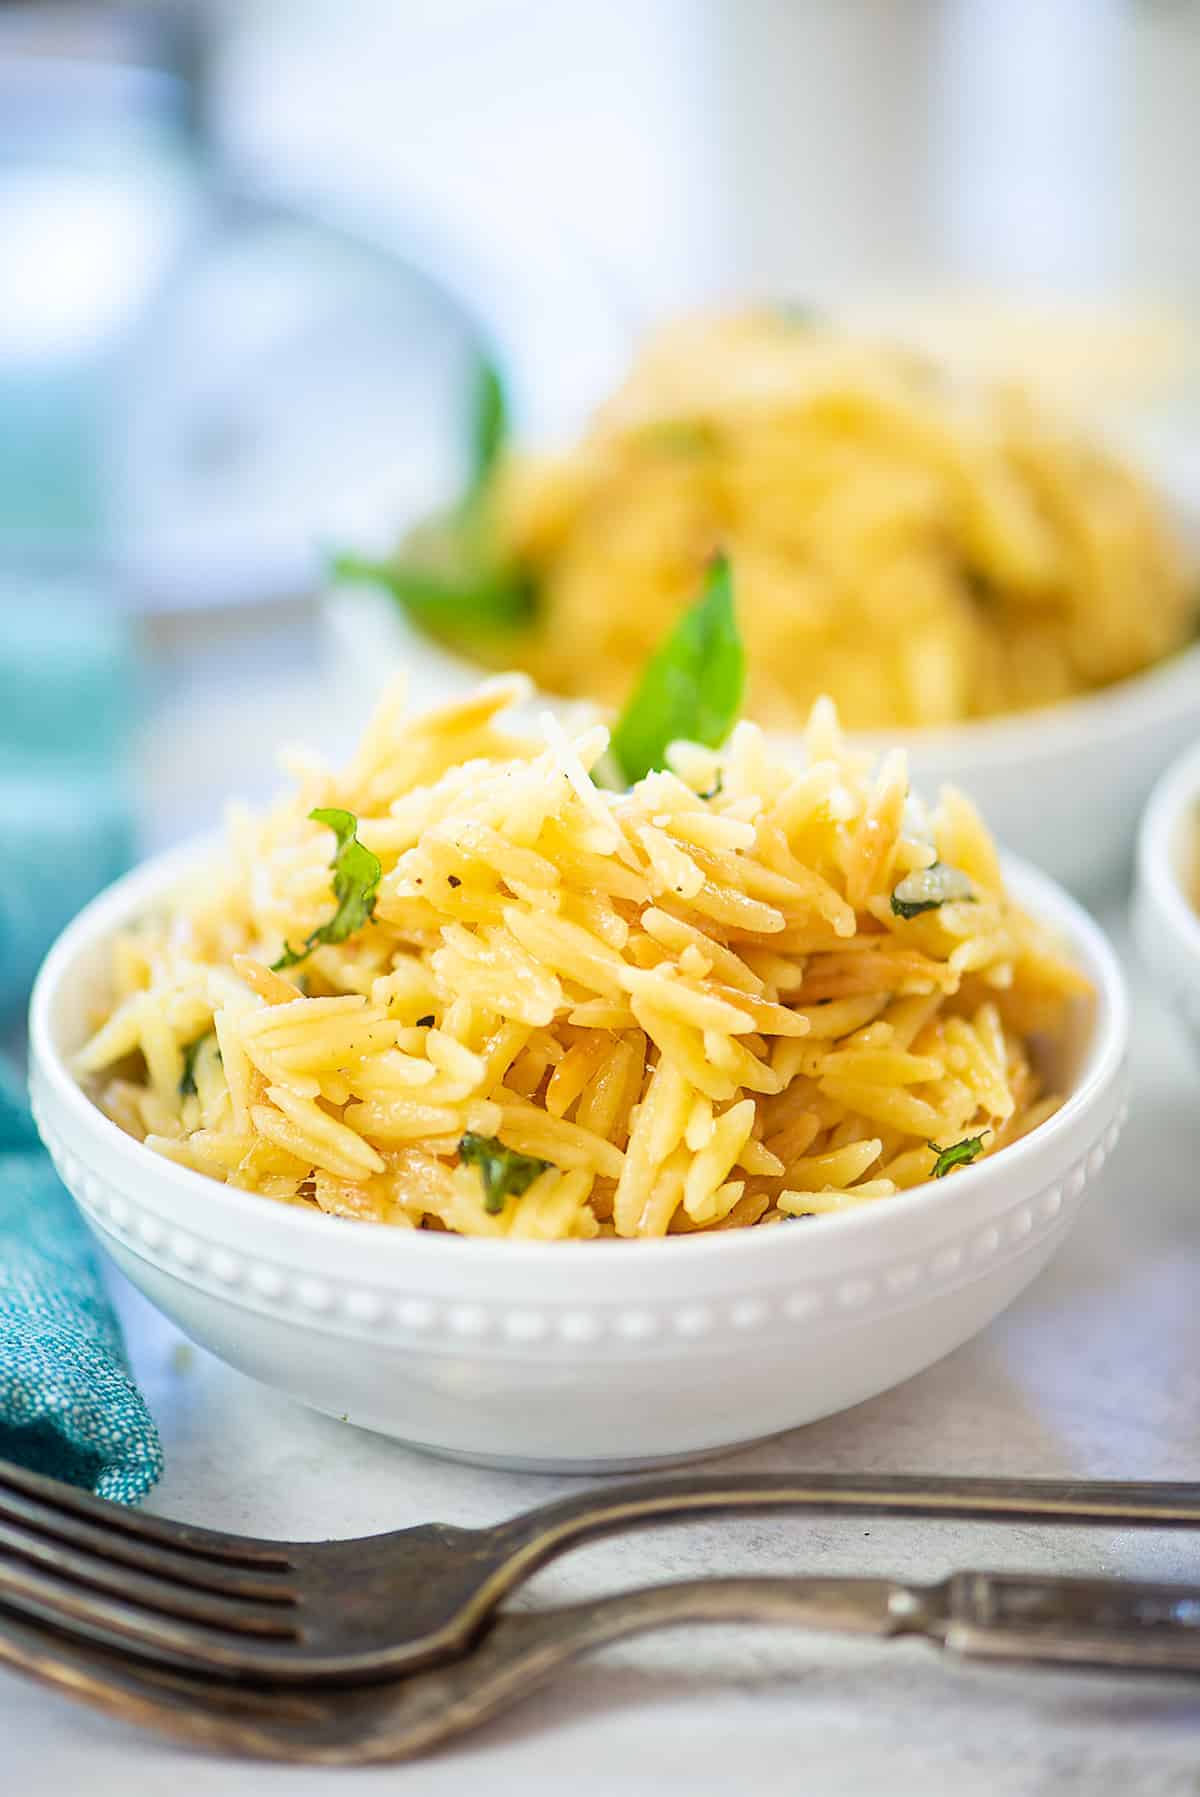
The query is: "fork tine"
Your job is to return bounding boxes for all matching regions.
[0,1483,295,1602]
[0,1460,290,1568]
[0,1552,300,1676]
[0,1517,297,1628]
[0,1602,325,1760]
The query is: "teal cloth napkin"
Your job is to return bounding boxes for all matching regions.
[0,595,162,1502]
[0,1062,163,1502]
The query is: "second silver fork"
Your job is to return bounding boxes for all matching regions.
[6,1566,1200,1763]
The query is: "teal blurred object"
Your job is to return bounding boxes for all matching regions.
[0,598,159,1501]
[0,1055,162,1503]
[0,40,198,575]
[0,589,136,1016]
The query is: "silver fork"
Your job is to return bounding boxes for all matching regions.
[4,1457,1200,1685]
[6,1565,1200,1763]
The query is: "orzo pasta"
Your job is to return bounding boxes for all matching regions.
[79,677,1089,1239]
[467,310,1194,729]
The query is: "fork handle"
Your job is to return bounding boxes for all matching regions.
[941,1570,1200,1673]
[488,1472,1200,1593]
[426,1571,1200,1759]
[489,1569,1200,1680]
[3,1571,1197,1768]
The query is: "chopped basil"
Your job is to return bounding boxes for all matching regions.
[178,1031,214,1098]
[890,862,975,920]
[928,1133,989,1179]
[415,1014,435,1028]
[698,771,724,801]
[609,553,745,786]
[273,808,382,970]
[331,353,534,638]
[772,301,821,328]
[637,419,718,457]
[457,1133,552,1215]
[962,566,997,607]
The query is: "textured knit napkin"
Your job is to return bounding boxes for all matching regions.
[0,1058,163,1502]
[0,595,161,1502]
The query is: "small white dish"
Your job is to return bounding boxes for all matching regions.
[1135,735,1200,1047]
[323,581,1200,898]
[30,840,1128,1473]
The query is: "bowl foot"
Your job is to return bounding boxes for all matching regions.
[312,1407,787,1475]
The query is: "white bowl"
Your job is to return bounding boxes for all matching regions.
[323,583,1200,897]
[29,839,1128,1473]
[1134,736,1200,1046]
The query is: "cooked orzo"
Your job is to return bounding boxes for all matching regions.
[458,309,1195,729]
[79,677,1090,1238]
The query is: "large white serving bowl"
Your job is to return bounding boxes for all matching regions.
[30,840,1128,1473]
[323,582,1200,898]
[1134,735,1200,1050]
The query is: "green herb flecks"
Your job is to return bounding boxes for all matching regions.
[771,300,822,328]
[272,809,382,971]
[609,553,745,786]
[457,1133,552,1215]
[928,1133,989,1179]
[890,862,975,920]
[698,770,724,801]
[415,1014,435,1028]
[636,419,718,458]
[179,1032,215,1098]
[962,565,998,608]
[331,352,534,639]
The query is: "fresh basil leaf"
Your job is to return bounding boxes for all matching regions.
[609,553,745,786]
[890,862,974,920]
[469,355,508,499]
[457,1133,552,1215]
[928,1133,989,1179]
[329,534,534,634]
[331,354,529,637]
[273,808,382,971]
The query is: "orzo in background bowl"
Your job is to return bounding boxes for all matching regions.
[323,310,1200,896]
[325,576,1200,898]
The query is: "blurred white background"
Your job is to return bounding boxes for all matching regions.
[6,0,1200,846]
[215,0,1200,307]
